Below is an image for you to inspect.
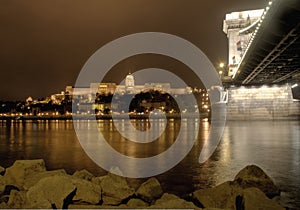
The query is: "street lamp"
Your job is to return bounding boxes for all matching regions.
[218,62,225,79]
[218,62,228,80]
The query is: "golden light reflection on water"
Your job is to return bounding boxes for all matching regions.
[99,119,180,158]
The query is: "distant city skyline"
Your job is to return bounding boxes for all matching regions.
[0,0,265,100]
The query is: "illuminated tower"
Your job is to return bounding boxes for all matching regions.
[125,73,135,93]
[223,9,264,77]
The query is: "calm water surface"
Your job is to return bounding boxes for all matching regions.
[0,119,299,209]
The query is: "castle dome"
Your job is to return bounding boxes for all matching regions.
[125,73,135,87]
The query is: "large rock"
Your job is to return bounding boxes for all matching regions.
[100,173,134,205]
[193,181,243,209]
[4,159,46,188]
[234,165,280,197]
[26,174,101,208]
[26,175,76,209]
[73,169,94,181]
[242,187,285,210]
[72,177,101,204]
[193,180,284,210]
[135,178,163,203]
[7,190,26,209]
[23,169,66,190]
[150,193,200,209]
[127,198,148,208]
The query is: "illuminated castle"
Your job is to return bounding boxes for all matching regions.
[67,73,194,96]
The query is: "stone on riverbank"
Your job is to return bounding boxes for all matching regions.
[26,175,76,209]
[242,187,285,210]
[126,198,148,208]
[23,169,66,190]
[73,169,94,181]
[26,174,101,207]
[193,182,283,210]
[135,177,163,203]
[193,181,242,209]
[193,165,284,210]
[71,177,101,204]
[234,165,280,197]
[4,159,46,189]
[151,193,200,209]
[0,160,286,209]
[100,173,134,205]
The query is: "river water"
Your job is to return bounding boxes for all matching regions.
[0,119,299,209]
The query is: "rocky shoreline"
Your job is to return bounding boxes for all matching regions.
[0,159,285,209]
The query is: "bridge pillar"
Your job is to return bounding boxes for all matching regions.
[226,85,300,120]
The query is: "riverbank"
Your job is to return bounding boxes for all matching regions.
[0,112,208,121]
[0,159,286,209]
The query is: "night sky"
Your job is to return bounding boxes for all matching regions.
[0,0,265,100]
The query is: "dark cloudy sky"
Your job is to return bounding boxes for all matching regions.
[0,0,266,100]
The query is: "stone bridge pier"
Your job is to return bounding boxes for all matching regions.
[226,84,300,120]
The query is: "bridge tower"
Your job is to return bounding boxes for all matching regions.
[223,9,263,77]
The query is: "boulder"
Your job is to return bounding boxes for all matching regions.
[71,177,101,204]
[26,175,76,209]
[150,193,200,209]
[234,165,280,197]
[154,193,180,204]
[0,166,5,175]
[4,159,46,188]
[192,181,243,209]
[127,198,148,208]
[73,169,94,181]
[7,190,26,209]
[100,173,134,205]
[23,169,66,190]
[135,178,163,203]
[242,187,285,210]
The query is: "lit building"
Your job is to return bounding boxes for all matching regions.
[144,83,170,93]
[223,9,264,77]
[65,73,209,113]
[51,92,65,105]
[125,73,135,87]
[67,73,198,96]
[91,83,117,95]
